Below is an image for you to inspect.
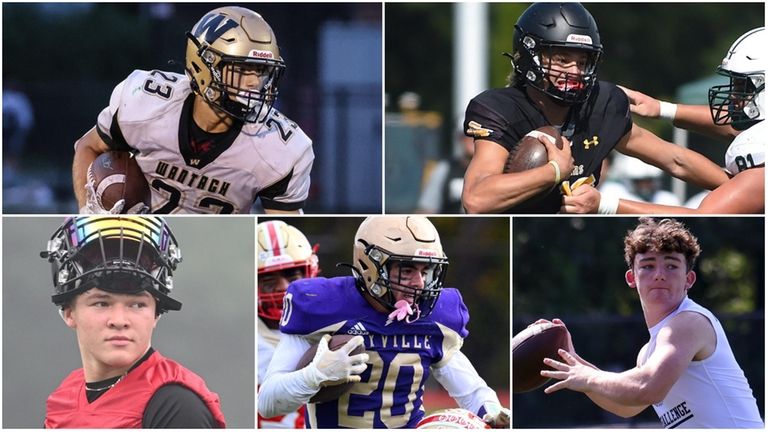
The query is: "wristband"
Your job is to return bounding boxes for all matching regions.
[548,160,561,184]
[659,101,678,121]
[597,194,619,214]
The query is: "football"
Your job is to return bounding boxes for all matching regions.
[87,151,150,213]
[296,334,366,403]
[512,322,569,393]
[416,408,491,429]
[503,126,562,174]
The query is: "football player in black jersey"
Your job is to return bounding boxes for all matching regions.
[462,2,728,214]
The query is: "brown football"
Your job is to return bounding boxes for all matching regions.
[512,322,569,393]
[503,126,562,174]
[296,334,366,403]
[87,151,150,213]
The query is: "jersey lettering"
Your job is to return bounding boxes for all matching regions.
[142,71,179,100]
[338,352,424,428]
[280,293,294,327]
[266,116,295,142]
[734,154,756,172]
[151,178,236,214]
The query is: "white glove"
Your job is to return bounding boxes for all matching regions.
[301,334,369,388]
[482,402,510,428]
[123,202,150,214]
[81,182,149,214]
[81,182,124,214]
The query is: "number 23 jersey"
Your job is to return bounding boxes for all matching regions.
[96,69,313,214]
[280,276,470,428]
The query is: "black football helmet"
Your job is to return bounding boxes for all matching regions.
[41,216,183,314]
[507,3,603,105]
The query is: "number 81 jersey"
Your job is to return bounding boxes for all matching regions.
[96,69,313,214]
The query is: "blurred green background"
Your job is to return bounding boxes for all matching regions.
[260,216,511,408]
[513,216,764,427]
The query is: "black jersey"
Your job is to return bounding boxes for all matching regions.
[464,81,632,213]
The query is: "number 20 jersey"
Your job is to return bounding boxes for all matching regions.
[96,69,314,214]
[280,276,470,429]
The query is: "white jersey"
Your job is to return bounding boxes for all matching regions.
[640,297,762,428]
[257,319,306,429]
[724,120,765,175]
[96,69,313,214]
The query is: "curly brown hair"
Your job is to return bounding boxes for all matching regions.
[623,217,701,270]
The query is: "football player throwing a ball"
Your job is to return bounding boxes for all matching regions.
[73,6,313,214]
[538,218,762,428]
[258,216,509,428]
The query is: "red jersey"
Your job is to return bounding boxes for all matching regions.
[45,351,226,428]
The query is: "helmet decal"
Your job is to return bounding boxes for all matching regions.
[192,13,239,44]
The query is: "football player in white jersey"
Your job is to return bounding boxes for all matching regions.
[537,218,763,428]
[257,220,319,428]
[563,27,765,214]
[73,6,313,214]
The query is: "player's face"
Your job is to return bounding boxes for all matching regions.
[225,64,271,93]
[259,268,305,294]
[63,288,158,380]
[388,261,429,305]
[540,47,589,92]
[626,251,695,310]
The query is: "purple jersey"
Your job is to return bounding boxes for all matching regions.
[280,276,470,428]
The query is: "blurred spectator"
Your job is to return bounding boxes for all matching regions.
[417,128,474,214]
[3,81,35,183]
[599,153,681,205]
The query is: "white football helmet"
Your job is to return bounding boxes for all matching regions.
[709,27,765,131]
[416,409,491,429]
[352,216,448,320]
[186,6,285,123]
[257,220,318,321]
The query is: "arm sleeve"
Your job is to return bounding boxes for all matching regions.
[431,350,502,416]
[257,333,320,418]
[142,384,217,428]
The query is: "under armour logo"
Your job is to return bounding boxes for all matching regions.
[583,136,599,149]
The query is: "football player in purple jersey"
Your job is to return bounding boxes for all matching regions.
[257,216,509,428]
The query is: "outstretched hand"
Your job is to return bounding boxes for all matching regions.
[618,85,661,118]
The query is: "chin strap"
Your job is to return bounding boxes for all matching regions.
[386,300,421,326]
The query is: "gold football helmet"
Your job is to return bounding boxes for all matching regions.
[352,216,448,319]
[257,220,318,321]
[186,6,285,123]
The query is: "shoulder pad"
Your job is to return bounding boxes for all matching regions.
[279,277,360,335]
[112,70,191,124]
[725,121,766,174]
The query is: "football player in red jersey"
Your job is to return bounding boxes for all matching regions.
[462,3,728,214]
[41,216,226,428]
[257,220,319,428]
[73,6,313,214]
